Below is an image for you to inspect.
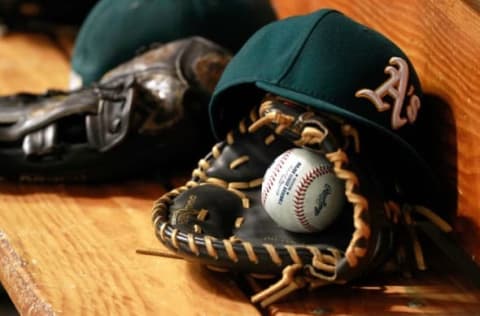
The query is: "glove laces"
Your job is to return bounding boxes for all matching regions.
[151,96,387,307]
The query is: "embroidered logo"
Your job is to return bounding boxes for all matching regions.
[171,195,198,225]
[355,57,421,130]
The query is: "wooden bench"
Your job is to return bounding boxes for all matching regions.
[0,1,479,314]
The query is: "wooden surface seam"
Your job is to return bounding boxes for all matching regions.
[0,231,56,316]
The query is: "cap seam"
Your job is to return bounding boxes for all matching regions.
[277,9,340,83]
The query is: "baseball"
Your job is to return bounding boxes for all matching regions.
[261,148,345,233]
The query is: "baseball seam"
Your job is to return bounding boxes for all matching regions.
[293,165,333,232]
[261,149,293,206]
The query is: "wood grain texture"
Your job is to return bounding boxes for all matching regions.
[271,0,480,263]
[0,33,260,315]
[0,32,71,94]
[0,231,55,315]
[267,272,480,316]
[0,183,260,316]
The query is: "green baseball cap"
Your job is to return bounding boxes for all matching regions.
[71,0,277,87]
[209,9,439,207]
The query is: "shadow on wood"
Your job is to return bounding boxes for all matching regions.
[421,94,458,222]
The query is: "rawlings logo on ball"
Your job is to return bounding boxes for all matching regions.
[314,183,332,215]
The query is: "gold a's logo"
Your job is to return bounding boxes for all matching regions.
[355,57,421,130]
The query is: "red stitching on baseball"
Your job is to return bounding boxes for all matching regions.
[293,164,333,231]
[261,149,293,206]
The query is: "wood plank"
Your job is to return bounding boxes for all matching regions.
[271,0,480,264]
[50,26,77,60]
[0,183,259,316]
[0,32,71,94]
[0,33,260,315]
[266,272,480,316]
